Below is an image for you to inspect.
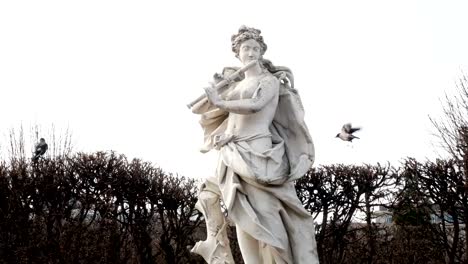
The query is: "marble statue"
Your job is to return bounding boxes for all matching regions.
[189,25,319,264]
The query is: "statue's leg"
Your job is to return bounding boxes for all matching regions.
[191,181,234,264]
[236,225,262,264]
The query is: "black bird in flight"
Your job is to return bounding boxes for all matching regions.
[336,123,361,142]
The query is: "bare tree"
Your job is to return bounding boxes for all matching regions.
[31,124,73,159]
[430,74,468,161]
[430,73,468,263]
[418,158,467,263]
[296,164,396,264]
[3,124,74,162]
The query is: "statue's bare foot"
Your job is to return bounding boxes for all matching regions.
[191,223,234,264]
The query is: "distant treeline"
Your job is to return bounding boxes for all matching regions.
[1,152,467,264]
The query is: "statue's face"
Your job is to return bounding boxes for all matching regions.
[238,39,261,64]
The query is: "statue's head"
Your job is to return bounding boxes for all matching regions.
[231,26,267,59]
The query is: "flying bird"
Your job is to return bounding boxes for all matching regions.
[336,123,361,142]
[32,138,48,162]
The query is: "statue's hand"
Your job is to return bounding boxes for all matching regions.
[204,84,223,108]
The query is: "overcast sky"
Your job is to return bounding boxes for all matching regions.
[1,1,468,179]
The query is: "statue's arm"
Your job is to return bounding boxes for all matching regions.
[205,76,279,115]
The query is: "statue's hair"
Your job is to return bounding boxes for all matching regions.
[230,26,294,88]
[231,25,267,58]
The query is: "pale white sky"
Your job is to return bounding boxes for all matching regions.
[1,1,467,179]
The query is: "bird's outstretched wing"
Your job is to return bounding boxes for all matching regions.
[342,123,352,133]
[342,123,361,134]
[349,127,361,134]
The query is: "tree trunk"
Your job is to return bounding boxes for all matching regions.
[365,191,375,264]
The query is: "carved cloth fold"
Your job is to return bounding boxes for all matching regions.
[192,74,319,263]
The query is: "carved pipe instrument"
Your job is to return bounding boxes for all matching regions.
[187,60,258,109]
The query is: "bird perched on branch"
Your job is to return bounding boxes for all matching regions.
[336,123,361,142]
[32,138,48,162]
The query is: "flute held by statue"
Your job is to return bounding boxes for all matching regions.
[186,60,258,109]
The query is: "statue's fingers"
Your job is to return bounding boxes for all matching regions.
[203,87,212,95]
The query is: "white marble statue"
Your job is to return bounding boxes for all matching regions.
[189,25,319,264]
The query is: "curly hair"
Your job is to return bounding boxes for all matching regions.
[231,25,268,58]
